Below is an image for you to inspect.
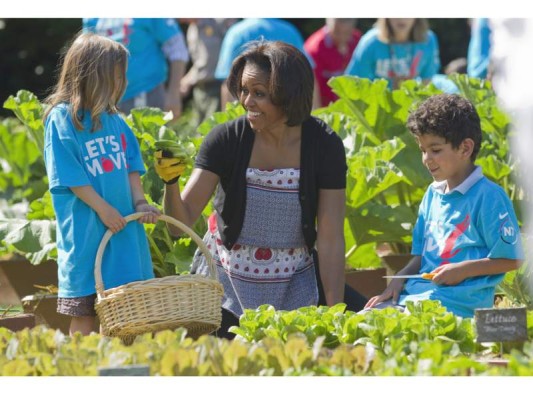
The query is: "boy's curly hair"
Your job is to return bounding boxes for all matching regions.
[406,94,482,162]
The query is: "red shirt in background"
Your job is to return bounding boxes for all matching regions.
[305,26,362,106]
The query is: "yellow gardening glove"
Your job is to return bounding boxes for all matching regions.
[154,150,187,184]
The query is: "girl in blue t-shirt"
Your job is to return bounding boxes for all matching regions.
[345,18,441,89]
[43,32,160,336]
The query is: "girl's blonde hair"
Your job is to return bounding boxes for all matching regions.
[376,18,429,43]
[44,31,129,132]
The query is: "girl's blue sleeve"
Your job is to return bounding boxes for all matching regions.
[420,31,441,78]
[120,117,145,175]
[44,108,91,191]
[344,35,375,80]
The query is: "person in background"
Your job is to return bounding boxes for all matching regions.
[345,18,441,89]
[467,18,492,80]
[304,18,362,106]
[490,18,533,301]
[83,18,189,122]
[365,94,523,317]
[43,32,160,336]
[214,18,321,110]
[431,57,467,94]
[155,41,366,339]
[179,18,238,123]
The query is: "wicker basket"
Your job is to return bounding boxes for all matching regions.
[94,212,223,341]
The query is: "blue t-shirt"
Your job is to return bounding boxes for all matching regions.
[467,18,491,79]
[83,18,183,101]
[344,28,441,89]
[214,18,314,80]
[44,104,154,297]
[400,167,524,317]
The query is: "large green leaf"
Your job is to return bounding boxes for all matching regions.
[0,218,57,264]
[345,241,381,269]
[347,162,410,209]
[197,102,246,135]
[0,119,45,198]
[313,111,379,157]
[128,107,171,139]
[346,203,415,247]
[26,191,55,220]
[3,90,45,154]
[476,154,512,181]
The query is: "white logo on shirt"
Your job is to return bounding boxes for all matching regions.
[425,237,440,253]
[83,134,127,177]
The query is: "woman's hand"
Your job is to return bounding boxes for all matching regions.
[154,150,187,184]
[365,278,405,309]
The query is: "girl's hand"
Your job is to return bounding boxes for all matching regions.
[135,201,161,224]
[365,278,405,309]
[97,206,126,233]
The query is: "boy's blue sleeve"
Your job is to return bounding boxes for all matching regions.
[411,190,429,256]
[481,188,524,260]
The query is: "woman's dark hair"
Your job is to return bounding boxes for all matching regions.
[407,93,482,162]
[227,40,314,126]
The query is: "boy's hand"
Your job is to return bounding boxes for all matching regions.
[97,205,126,233]
[365,279,406,309]
[154,150,187,184]
[431,264,465,285]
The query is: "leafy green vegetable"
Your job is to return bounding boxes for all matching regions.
[154,139,196,159]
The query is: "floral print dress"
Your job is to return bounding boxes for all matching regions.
[192,168,318,316]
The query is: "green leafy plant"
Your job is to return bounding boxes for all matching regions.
[0,93,203,277]
[315,75,526,270]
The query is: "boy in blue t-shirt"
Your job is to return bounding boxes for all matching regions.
[365,94,524,317]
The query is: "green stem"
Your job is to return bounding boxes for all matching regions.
[146,231,165,266]
[161,222,175,249]
[345,100,380,145]
[345,244,358,260]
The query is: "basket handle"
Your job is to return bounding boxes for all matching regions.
[94,212,216,297]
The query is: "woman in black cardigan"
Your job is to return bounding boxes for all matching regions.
[155,40,366,338]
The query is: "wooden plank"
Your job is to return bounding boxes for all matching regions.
[0,267,21,306]
[475,307,528,343]
[0,313,35,331]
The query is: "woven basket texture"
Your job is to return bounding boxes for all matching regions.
[94,213,223,341]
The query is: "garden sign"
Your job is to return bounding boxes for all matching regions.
[474,307,527,343]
